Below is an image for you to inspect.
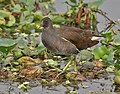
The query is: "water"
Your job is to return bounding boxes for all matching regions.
[54,0,120,30]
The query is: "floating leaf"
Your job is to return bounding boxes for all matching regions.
[13,49,23,59]
[0,10,15,26]
[12,4,22,12]
[0,17,5,25]
[34,11,43,20]
[64,1,77,7]
[20,66,43,77]
[17,56,36,66]
[7,15,16,26]
[93,45,109,59]
[112,38,120,46]
[0,38,17,57]
[44,59,59,67]
[76,50,93,61]
[70,0,77,3]
[52,16,66,23]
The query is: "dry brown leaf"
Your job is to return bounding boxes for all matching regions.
[93,60,104,68]
[20,66,43,77]
[17,56,42,67]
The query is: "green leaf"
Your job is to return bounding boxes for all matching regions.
[20,10,34,24]
[106,65,115,72]
[0,10,15,26]
[93,45,109,59]
[116,69,120,76]
[7,15,16,26]
[52,16,66,23]
[35,42,45,52]
[88,0,105,9]
[0,38,17,47]
[91,12,97,31]
[64,1,77,7]
[12,4,22,12]
[0,38,17,57]
[76,50,93,61]
[16,38,27,48]
[34,11,43,20]
[0,17,5,25]
[44,59,59,67]
[112,32,120,46]
[113,38,120,45]
[24,16,34,24]
[20,0,27,3]
[13,49,23,59]
[105,32,113,42]
[70,0,77,3]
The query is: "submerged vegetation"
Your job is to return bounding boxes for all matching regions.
[0,0,120,93]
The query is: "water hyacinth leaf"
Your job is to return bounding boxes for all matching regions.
[93,45,109,59]
[20,0,27,3]
[44,59,59,67]
[20,11,32,24]
[0,38,17,47]
[0,10,15,26]
[64,1,77,7]
[116,69,120,76]
[12,4,22,12]
[16,38,27,48]
[70,0,77,3]
[106,65,115,72]
[103,48,114,64]
[76,50,93,61]
[88,0,105,9]
[112,38,120,45]
[52,16,66,23]
[105,31,113,42]
[34,11,43,20]
[43,3,49,9]
[7,15,16,26]
[0,10,10,17]
[26,0,35,6]
[35,43,46,53]
[0,17,5,25]
[24,0,35,11]
[79,0,83,4]
[13,49,23,59]
[24,16,34,24]
[0,38,17,57]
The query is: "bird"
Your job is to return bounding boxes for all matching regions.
[41,17,99,55]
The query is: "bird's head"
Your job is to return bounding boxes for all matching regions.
[41,17,53,29]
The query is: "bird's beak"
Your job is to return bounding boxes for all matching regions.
[91,36,101,41]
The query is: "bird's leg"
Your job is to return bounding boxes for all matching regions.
[73,60,77,71]
[55,55,77,79]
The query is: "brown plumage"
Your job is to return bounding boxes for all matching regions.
[41,17,99,55]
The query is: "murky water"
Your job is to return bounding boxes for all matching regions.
[0,74,115,94]
[54,0,120,30]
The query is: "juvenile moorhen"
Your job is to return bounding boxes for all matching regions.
[41,17,99,55]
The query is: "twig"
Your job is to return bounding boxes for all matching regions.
[93,9,117,32]
[96,9,116,24]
